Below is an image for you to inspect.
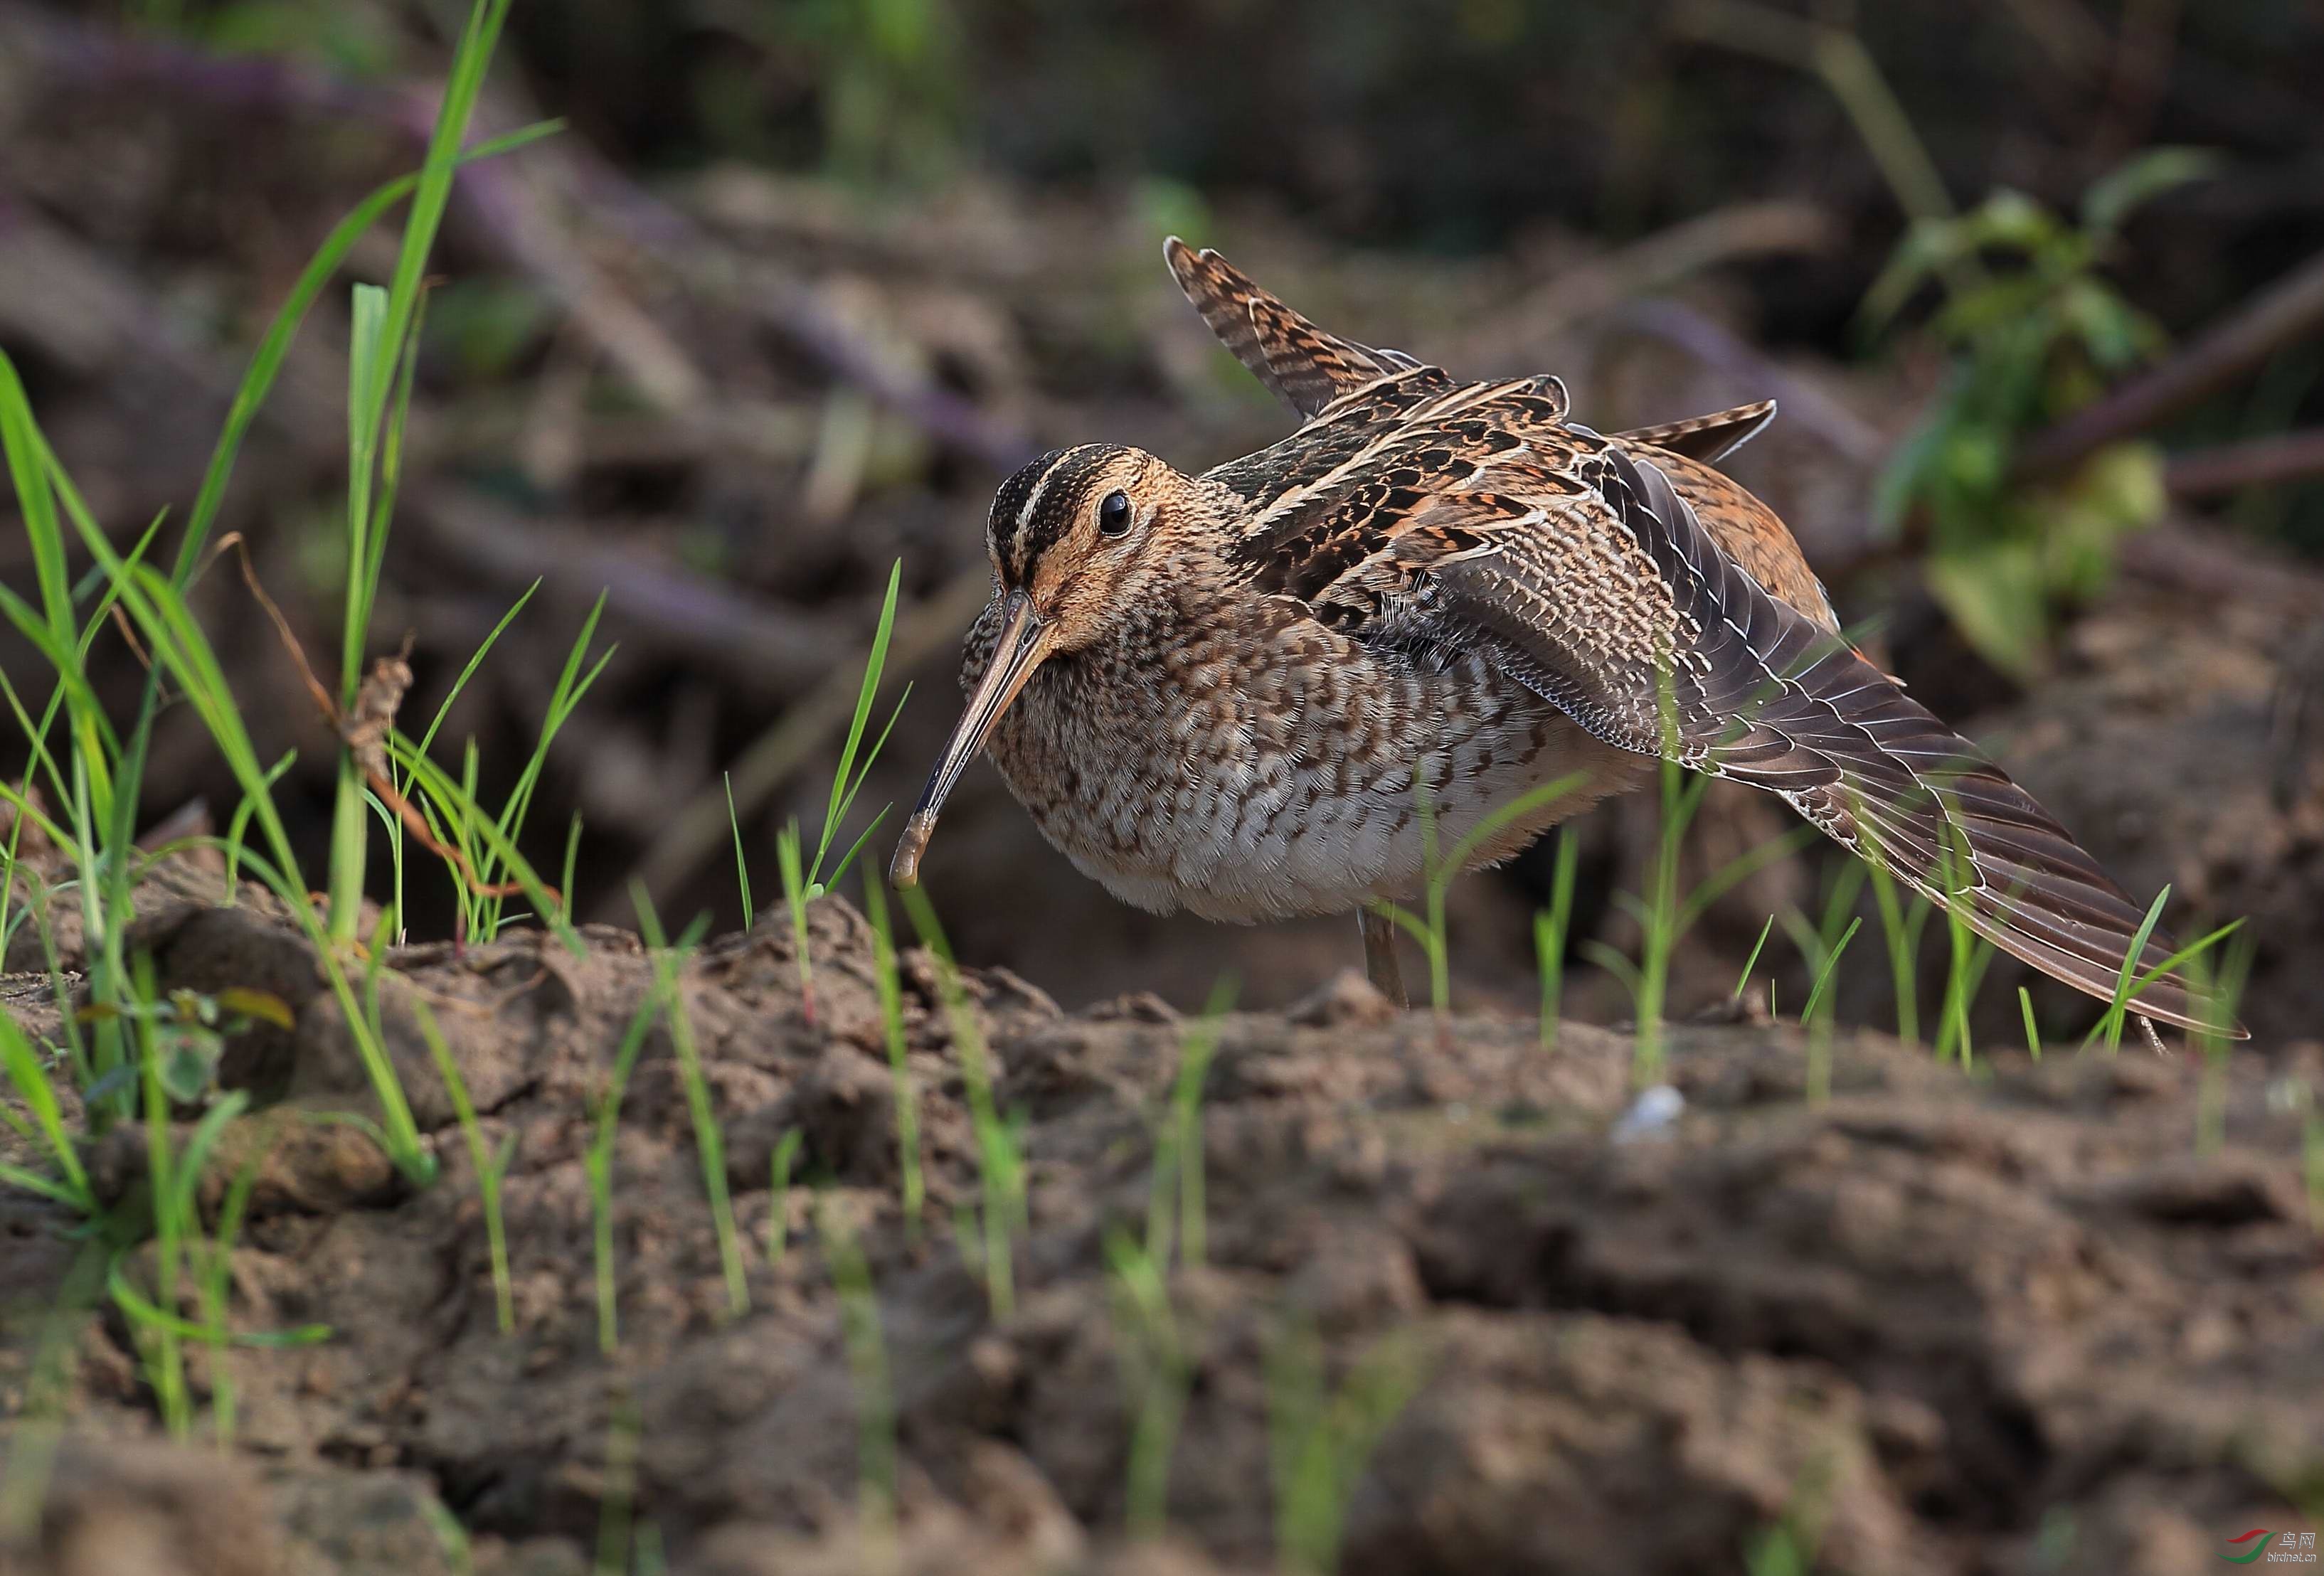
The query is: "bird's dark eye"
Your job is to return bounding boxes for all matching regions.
[1098,490,1133,536]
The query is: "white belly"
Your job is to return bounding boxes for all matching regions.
[1001,686,1645,922]
[978,599,1652,923]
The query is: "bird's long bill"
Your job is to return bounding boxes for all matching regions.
[890,591,1050,888]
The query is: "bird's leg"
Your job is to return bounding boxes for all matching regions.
[1358,907,1408,1008]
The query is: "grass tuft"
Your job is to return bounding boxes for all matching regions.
[824,1201,900,1562]
[1371,771,1587,1026]
[1534,828,1581,1052]
[415,999,517,1334]
[772,559,910,1026]
[1267,1321,1429,1576]
[632,888,748,1321]
[861,875,925,1235]
[1106,1228,1192,1541]
[896,883,1024,1321]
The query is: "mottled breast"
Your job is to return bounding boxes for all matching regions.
[968,588,1646,921]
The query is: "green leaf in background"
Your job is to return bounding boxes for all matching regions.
[1869,151,2213,679]
[2080,147,2222,239]
[2044,442,2167,602]
[1926,542,2047,683]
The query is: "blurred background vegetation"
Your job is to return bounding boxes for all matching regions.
[2,0,2320,1035]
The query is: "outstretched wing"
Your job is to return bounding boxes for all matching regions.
[1164,237,1421,420]
[1240,415,2228,1035]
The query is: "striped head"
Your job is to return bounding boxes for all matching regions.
[985,442,1212,653]
[892,442,1211,887]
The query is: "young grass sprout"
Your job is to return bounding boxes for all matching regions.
[2018,986,2044,1061]
[768,1127,805,1267]
[1733,913,1777,1003]
[588,949,694,1356]
[824,1200,901,1563]
[1865,851,1934,1045]
[1534,828,1581,1052]
[2188,927,2256,1156]
[1369,771,1588,1026]
[1267,1321,1429,1576]
[1930,828,1997,1067]
[725,773,755,931]
[1143,978,1236,1273]
[1798,917,1862,1106]
[632,888,748,1321]
[897,883,1024,1321]
[415,999,519,1334]
[1106,1228,1192,1542]
[772,559,911,1026]
[325,0,523,945]
[861,875,925,1234]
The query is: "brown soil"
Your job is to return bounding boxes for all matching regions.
[4,863,2321,1576]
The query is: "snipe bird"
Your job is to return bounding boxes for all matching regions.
[893,238,2228,1034]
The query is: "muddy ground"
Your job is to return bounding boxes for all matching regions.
[3,864,2320,1576]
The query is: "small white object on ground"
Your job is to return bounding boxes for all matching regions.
[1612,1084,1684,1143]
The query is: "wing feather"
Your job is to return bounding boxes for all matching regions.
[1164,238,1419,420]
[1431,446,2227,1033]
[1280,428,2226,1033]
[1611,400,1777,464]
[1167,257,2224,1032]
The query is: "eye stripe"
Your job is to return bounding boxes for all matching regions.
[1019,458,1065,533]
[988,444,1125,582]
[989,447,1071,565]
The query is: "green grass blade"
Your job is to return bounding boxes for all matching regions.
[724,773,755,930]
[1799,917,1862,1026]
[0,993,92,1210]
[164,1092,254,1243]
[414,582,542,761]
[364,0,520,437]
[629,884,747,1319]
[2089,885,2172,1053]
[482,597,611,911]
[389,737,585,954]
[814,560,903,880]
[818,804,891,896]
[824,688,913,860]
[861,874,924,1232]
[414,998,514,1333]
[105,1270,331,1350]
[1439,772,1588,878]
[1734,915,1777,1000]
[169,119,561,585]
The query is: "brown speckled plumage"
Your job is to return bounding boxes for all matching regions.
[892,239,2230,1034]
